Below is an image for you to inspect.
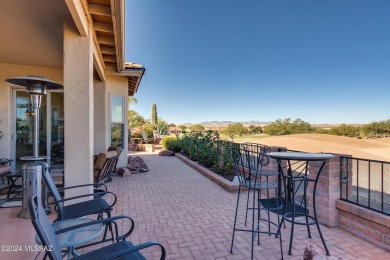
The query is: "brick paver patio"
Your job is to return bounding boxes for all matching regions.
[104,152,390,259]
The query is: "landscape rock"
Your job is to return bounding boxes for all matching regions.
[303,244,326,260]
[127,156,149,174]
[117,167,131,177]
[304,244,344,260]
[159,150,175,156]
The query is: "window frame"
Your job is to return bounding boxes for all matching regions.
[110,95,125,149]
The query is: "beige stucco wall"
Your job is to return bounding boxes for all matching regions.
[93,79,108,154]
[105,75,129,168]
[0,63,62,159]
[0,29,129,203]
[63,20,94,197]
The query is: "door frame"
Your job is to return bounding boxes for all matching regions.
[10,89,63,171]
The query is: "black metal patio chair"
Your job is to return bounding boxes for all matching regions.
[29,195,166,260]
[230,146,284,260]
[42,168,116,222]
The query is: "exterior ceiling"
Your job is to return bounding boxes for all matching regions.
[0,0,144,95]
[0,0,70,68]
[88,0,118,70]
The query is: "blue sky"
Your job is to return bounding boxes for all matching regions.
[125,1,390,125]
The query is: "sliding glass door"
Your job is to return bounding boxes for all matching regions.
[13,90,64,170]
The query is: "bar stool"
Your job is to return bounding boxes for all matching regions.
[230,146,284,260]
[241,143,281,230]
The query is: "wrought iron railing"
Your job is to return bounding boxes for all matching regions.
[340,156,390,216]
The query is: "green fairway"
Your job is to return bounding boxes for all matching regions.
[219,133,269,141]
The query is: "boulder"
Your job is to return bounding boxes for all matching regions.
[127,156,149,174]
[117,167,131,177]
[159,150,174,156]
[304,244,344,260]
[304,244,325,260]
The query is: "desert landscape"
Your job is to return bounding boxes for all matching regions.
[242,134,390,162]
[241,134,390,207]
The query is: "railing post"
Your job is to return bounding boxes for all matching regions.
[308,153,352,227]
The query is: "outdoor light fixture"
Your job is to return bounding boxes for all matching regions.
[5,76,63,160]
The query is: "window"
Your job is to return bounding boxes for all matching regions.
[111,96,124,148]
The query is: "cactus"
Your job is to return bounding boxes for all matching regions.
[151,103,158,125]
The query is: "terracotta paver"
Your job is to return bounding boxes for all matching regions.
[106,152,390,259]
[1,151,390,259]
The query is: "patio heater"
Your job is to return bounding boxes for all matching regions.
[5,76,63,218]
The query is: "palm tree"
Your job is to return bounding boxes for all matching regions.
[128,96,137,109]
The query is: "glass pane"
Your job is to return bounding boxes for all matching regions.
[111,123,123,149]
[51,92,64,167]
[111,96,123,123]
[15,92,46,170]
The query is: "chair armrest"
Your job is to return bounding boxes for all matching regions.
[58,183,107,192]
[55,215,135,240]
[52,191,117,208]
[0,159,12,166]
[111,241,166,260]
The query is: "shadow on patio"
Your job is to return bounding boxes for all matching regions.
[1,151,390,259]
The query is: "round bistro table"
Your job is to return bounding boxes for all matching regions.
[267,152,334,256]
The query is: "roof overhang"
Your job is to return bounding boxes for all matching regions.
[0,0,144,94]
[106,62,145,96]
[65,0,144,94]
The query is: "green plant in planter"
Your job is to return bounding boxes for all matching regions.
[162,137,182,152]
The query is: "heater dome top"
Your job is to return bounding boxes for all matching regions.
[5,76,63,90]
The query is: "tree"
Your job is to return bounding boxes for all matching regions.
[188,124,205,132]
[156,117,169,135]
[178,125,187,133]
[263,118,312,136]
[221,123,245,141]
[329,124,361,137]
[151,103,158,125]
[249,125,262,134]
[362,120,390,138]
[128,96,137,109]
[128,110,145,128]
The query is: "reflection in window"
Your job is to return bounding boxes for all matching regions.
[111,96,124,148]
[111,123,124,148]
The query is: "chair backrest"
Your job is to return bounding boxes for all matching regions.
[141,130,149,141]
[94,151,117,183]
[107,147,122,173]
[153,130,160,139]
[42,169,65,220]
[231,147,251,187]
[0,158,12,175]
[29,195,63,260]
[241,142,270,173]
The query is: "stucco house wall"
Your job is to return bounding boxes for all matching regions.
[105,75,129,168]
[0,62,62,159]
[93,79,108,155]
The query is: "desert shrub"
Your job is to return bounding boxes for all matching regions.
[329,124,361,137]
[248,125,262,134]
[314,128,330,134]
[263,118,312,136]
[188,124,205,132]
[362,120,390,138]
[162,137,181,152]
[179,133,234,175]
[142,125,155,138]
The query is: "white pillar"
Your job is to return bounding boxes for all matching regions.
[63,19,94,201]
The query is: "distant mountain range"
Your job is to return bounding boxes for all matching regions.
[182,121,271,127]
[179,121,365,128]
